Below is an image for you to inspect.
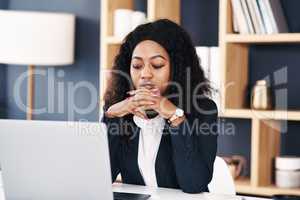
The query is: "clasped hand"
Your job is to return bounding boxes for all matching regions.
[105,86,177,120]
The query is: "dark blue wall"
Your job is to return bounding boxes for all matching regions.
[0,0,8,118]
[4,0,100,121]
[0,68,6,118]
[0,0,8,8]
[181,0,219,46]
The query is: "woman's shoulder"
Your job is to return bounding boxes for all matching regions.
[199,98,217,109]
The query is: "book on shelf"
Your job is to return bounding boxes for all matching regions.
[195,46,221,111]
[246,0,263,34]
[250,0,267,34]
[231,0,250,34]
[257,0,274,34]
[231,0,289,34]
[232,9,240,33]
[240,0,255,34]
[264,0,289,33]
[264,0,278,33]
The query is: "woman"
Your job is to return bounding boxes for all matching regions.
[101,19,218,194]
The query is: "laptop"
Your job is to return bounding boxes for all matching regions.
[0,120,150,200]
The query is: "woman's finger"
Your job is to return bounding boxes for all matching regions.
[132,94,159,103]
[127,88,153,96]
[138,104,157,111]
[131,109,148,119]
[133,99,157,108]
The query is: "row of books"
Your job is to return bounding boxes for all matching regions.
[195,46,221,111]
[231,0,289,34]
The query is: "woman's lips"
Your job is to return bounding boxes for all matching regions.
[139,82,156,89]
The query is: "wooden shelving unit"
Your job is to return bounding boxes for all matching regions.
[219,0,300,197]
[220,109,300,121]
[225,33,300,43]
[100,0,180,107]
[235,178,300,196]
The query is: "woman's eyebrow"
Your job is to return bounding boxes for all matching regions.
[132,56,143,60]
[132,55,166,60]
[150,55,166,60]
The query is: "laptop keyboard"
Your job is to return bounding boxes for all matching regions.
[113,192,151,200]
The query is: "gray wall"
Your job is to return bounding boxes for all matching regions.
[3,0,100,121]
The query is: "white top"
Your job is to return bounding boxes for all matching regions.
[133,115,166,187]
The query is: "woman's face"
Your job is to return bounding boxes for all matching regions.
[130,40,171,94]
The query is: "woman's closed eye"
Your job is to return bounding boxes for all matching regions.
[152,64,164,69]
[132,64,164,70]
[132,64,143,69]
[151,56,166,69]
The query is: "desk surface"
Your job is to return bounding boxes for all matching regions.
[0,183,269,200]
[112,183,270,200]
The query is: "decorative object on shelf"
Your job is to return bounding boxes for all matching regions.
[222,155,247,180]
[275,156,300,188]
[114,9,133,39]
[131,11,147,30]
[251,79,272,110]
[114,9,147,40]
[0,10,75,120]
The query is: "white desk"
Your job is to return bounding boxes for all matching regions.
[0,182,270,200]
[112,183,270,200]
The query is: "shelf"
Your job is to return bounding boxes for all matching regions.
[220,109,300,121]
[219,109,252,119]
[105,36,123,44]
[225,33,300,44]
[235,178,300,197]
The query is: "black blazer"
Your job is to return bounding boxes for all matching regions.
[101,98,218,194]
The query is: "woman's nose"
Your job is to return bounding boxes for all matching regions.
[141,65,153,79]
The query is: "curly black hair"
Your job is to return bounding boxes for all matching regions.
[103,19,211,115]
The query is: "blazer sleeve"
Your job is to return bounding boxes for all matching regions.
[101,113,121,183]
[169,98,218,193]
